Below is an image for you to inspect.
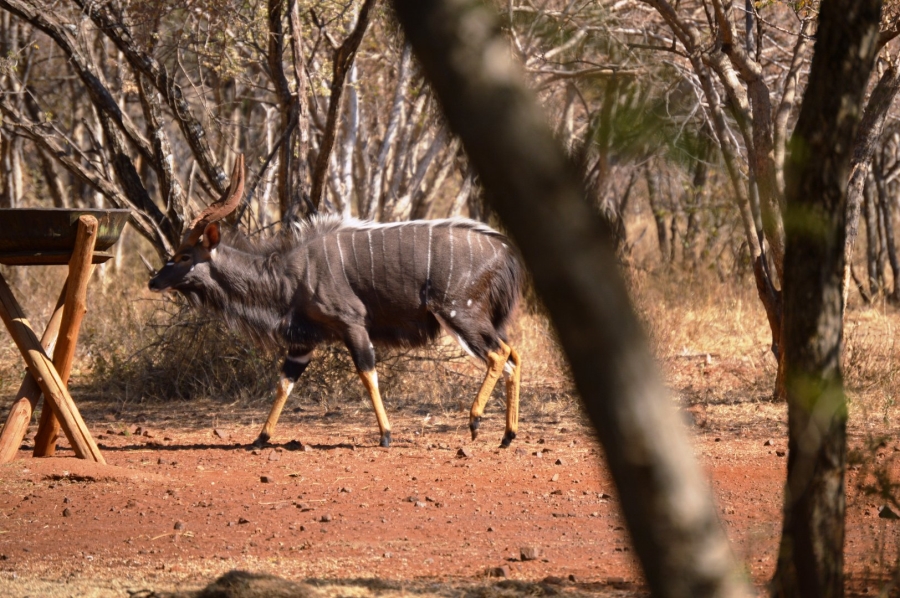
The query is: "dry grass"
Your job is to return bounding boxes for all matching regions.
[630,267,777,405]
[2,235,899,498]
[3,234,900,593]
[0,230,576,429]
[3,238,900,438]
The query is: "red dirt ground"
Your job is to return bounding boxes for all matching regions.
[0,385,898,596]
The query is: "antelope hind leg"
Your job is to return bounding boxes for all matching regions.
[344,326,392,447]
[500,342,521,448]
[469,342,512,440]
[359,369,392,447]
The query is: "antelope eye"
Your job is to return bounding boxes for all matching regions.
[175,254,191,264]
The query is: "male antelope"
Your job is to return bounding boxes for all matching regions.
[148,157,523,448]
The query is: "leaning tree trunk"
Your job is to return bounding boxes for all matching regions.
[841,61,900,307]
[772,1,882,597]
[392,1,753,597]
[873,163,900,303]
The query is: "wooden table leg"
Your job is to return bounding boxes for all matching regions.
[0,214,104,463]
[0,272,104,462]
[33,216,99,457]
[0,286,67,463]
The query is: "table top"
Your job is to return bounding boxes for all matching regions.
[0,208,129,266]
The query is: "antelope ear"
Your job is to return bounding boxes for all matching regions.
[203,222,221,250]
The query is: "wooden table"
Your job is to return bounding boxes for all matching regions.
[0,215,108,463]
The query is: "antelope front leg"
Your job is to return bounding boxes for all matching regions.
[501,342,521,448]
[255,350,312,446]
[469,341,512,441]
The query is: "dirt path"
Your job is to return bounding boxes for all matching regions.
[0,402,897,597]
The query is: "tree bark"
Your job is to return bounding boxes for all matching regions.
[863,177,882,297]
[392,1,753,597]
[645,164,670,263]
[841,63,900,307]
[772,1,882,596]
[873,158,900,302]
[268,0,300,220]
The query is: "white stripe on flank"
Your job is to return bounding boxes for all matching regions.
[367,229,376,286]
[472,232,484,285]
[443,223,454,303]
[459,228,473,291]
[350,230,360,282]
[398,226,405,281]
[426,221,434,284]
[336,233,351,287]
[323,237,338,288]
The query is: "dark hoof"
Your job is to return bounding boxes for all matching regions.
[252,433,271,448]
[500,430,516,448]
[379,431,392,448]
[469,417,481,440]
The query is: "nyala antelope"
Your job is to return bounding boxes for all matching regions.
[149,157,524,448]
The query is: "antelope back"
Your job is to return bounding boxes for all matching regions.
[291,216,521,334]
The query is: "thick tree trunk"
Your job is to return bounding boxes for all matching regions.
[392,2,752,597]
[772,1,882,596]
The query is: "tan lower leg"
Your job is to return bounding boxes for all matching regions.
[503,343,521,437]
[359,369,391,439]
[470,342,513,423]
[259,376,294,442]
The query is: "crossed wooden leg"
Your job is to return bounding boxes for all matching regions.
[0,215,103,463]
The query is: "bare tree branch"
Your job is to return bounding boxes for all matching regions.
[0,0,154,165]
[0,96,172,254]
[309,0,377,212]
[72,0,227,193]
